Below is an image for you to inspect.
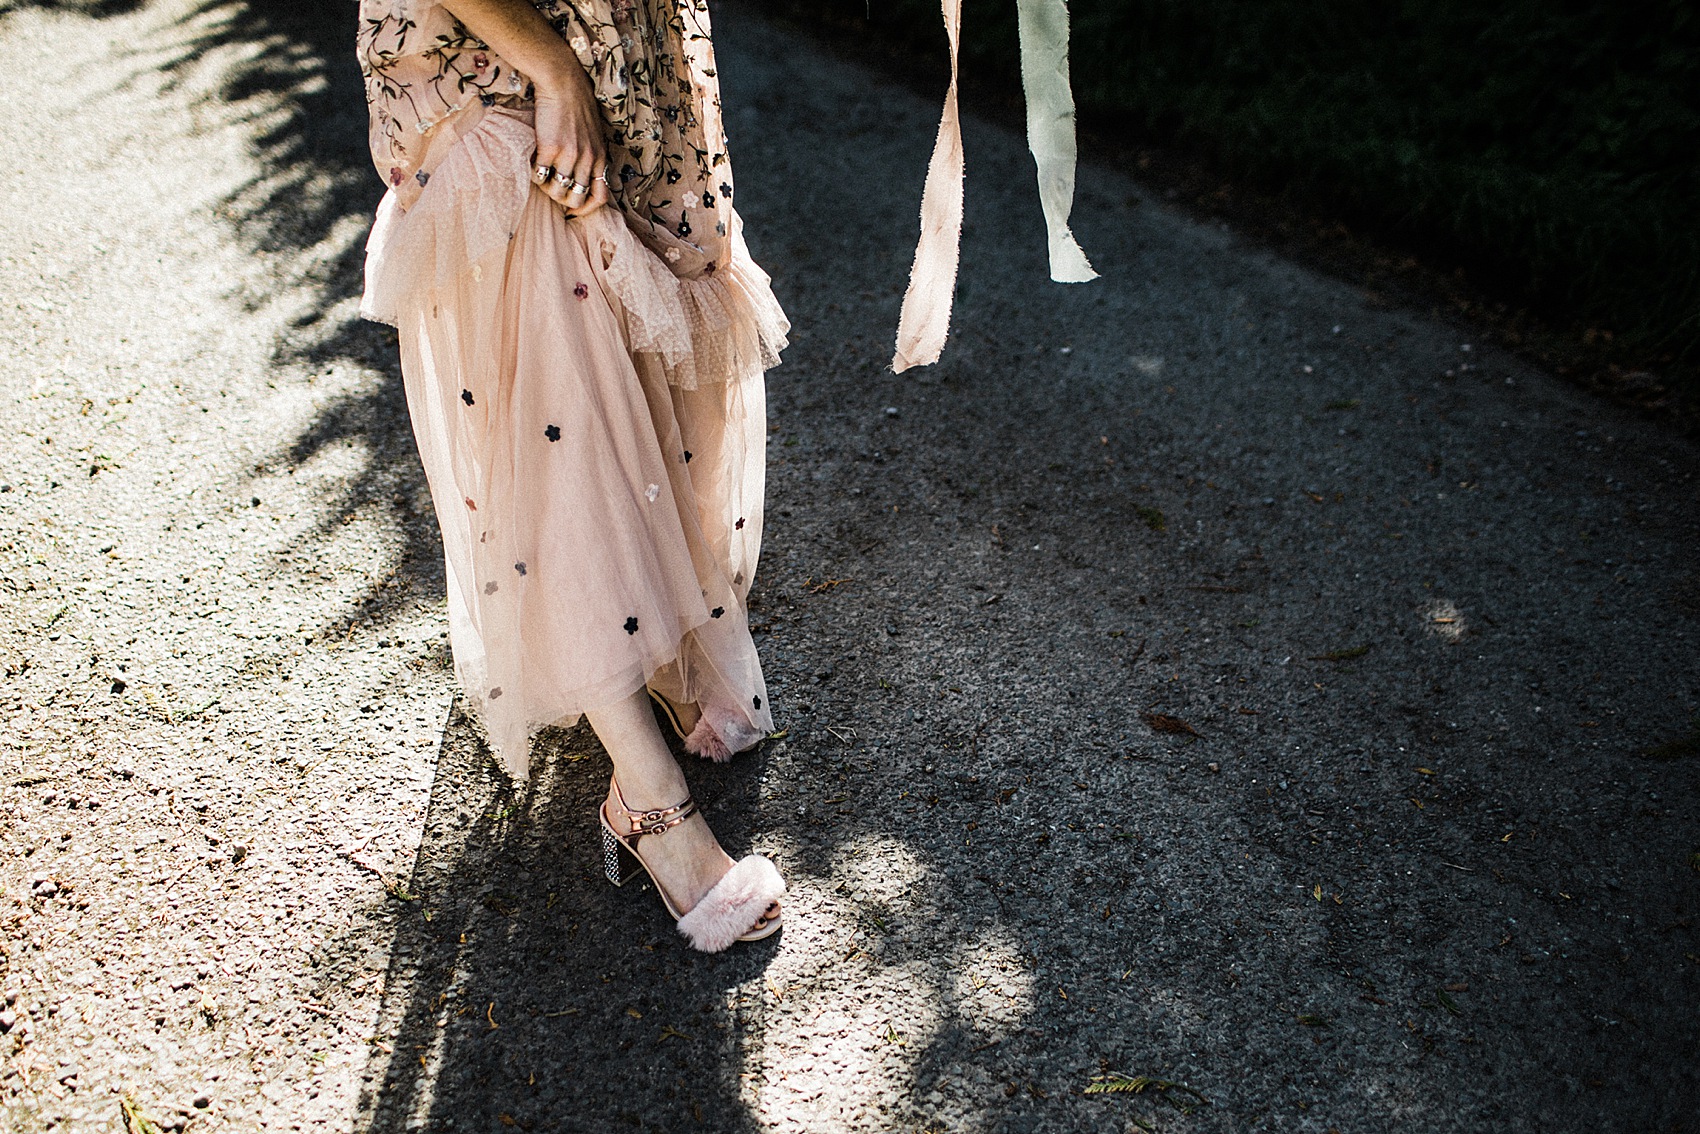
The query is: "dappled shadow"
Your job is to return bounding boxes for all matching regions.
[113,0,438,647]
[65,0,1700,1129]
[89,1,781,1128]
[2,0,145,14]
[352,707,770,1132]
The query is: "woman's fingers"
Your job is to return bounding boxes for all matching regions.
[539,146,578,206]
[556,148,611,218]
[585,159,612,211]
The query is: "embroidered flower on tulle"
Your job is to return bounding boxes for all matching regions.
[472,52,489,70]
[666,169,682,184]
[676,218,691,237]
[489,686,503,699]
[573,282,589,300]
[715,222,726,236]
[570,35,589,53]
[683,450,692,463]
[681,191,700,209]
[461,389,475,406]
[484,581,499,596]
[719,182,732,200]
[645,483,660,502]
[388,167,406,186]
[624,616,639,635]
[710,606,724,618]
[701,191,715,208]
[753,695,762,710]
[545,424,561,442]
[664,247,681,263]
[734,517,746,530]
[464,497,477,511]
[703,262,716,275]
[514,562,527,576]
[414,170,429,187]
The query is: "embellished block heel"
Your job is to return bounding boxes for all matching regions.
[601,825,627,887]
[597,778,784,952]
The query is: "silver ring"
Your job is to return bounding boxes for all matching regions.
[565,181,590,196]
[593,173,608,183]
[551,168,572,183]
[534,165,553,183]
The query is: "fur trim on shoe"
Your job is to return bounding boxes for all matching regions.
[700,703,768,759]
[682,714,732,763]
[675,855,785,953]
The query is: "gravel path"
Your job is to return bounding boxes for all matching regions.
[3,3,1698,1132]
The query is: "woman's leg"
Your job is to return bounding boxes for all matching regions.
[585,687,765,916]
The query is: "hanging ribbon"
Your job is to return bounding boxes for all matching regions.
[892,0,1095,372]
[892,0,963,374]
[1017,0,1098,284]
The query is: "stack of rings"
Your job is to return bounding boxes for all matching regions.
[534,165,610,205]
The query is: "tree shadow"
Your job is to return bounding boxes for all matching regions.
[90,2,782,1128]
[350,706,773,1133]
[60,0,1700,1129]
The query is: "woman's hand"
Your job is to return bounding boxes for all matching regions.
[440,0,610,216]
[531,67,611,218]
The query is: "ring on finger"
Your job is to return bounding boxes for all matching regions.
[565,182,590,198]
[534,164,554,183]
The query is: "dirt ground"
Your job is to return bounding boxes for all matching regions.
[2,2,1698,1133]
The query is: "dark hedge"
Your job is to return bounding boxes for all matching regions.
[750,0,1700,368]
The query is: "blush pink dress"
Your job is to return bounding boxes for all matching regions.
[356,0,788,779]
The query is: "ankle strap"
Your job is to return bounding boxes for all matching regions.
[611,778,697,839]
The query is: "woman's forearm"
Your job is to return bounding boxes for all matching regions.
[439,0,588,99]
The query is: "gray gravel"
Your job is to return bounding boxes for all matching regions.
[2,2,1698,1132]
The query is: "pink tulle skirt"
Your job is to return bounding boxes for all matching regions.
[361,106,788,779]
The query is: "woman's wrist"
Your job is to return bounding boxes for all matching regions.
[527,55,593,101]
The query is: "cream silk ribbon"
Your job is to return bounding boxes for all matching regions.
[892,0,1097,372]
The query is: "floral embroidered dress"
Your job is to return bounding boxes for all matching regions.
[356,0,788,778]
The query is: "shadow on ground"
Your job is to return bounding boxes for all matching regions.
[60,0,1700,1130]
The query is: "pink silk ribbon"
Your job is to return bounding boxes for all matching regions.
[892,0,1097,372]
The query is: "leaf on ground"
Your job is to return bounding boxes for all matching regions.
[1142,712,1199,737]
[1135,505,1167,532]
[121,1094,165,1134]
[1309,644,1371,662]
[1083,1073,1209,1112]
[1297,1014,1331,1027]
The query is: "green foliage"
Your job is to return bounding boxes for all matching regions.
[758,0,1700,366]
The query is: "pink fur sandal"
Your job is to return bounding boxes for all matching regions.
[599,778,783,952]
